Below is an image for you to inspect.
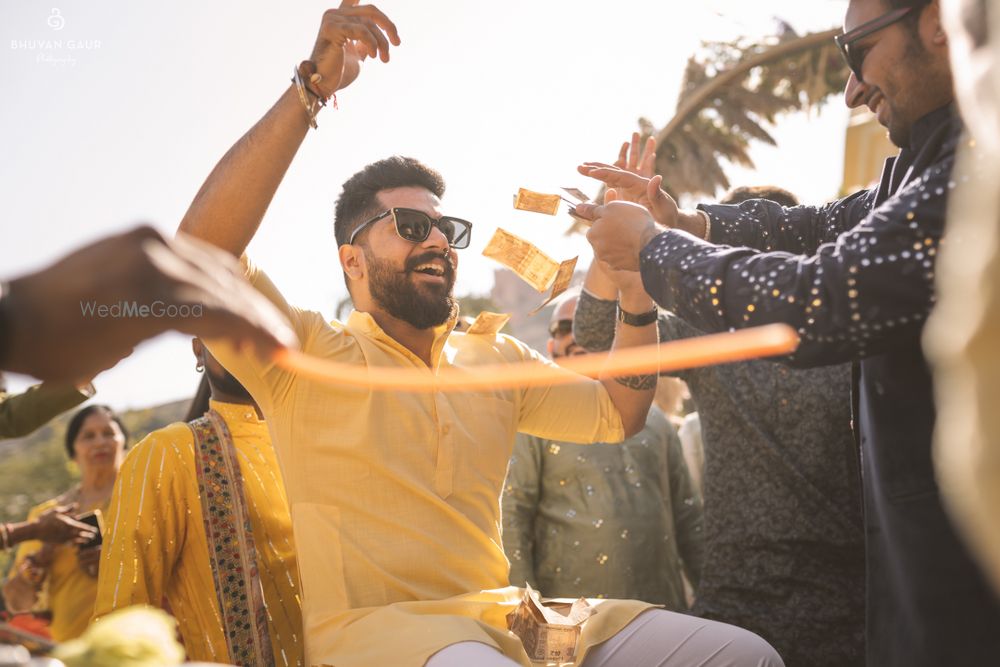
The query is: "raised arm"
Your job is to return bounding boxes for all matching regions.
[577,171,949,367]
[697,189,876,255]
[0,382,91,439]
[0,227,296,381]
[585,189,659,437]
[177,3,399,255]
[578,152,871,256]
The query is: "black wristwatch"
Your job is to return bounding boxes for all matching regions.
[616,305,658,327]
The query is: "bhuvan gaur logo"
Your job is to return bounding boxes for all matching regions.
[47,8,65,31]
[9,8,101,66]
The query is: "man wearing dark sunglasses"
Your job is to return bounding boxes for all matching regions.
[576,0,1000,666]
[839,0,952,148]
[547,313,587,359]
[175,4,783,667]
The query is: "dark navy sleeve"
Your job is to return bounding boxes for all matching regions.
[699,189,877,255]
[639,164,953,367]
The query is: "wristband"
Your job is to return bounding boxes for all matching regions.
[698,210,712,241]
[617,305,658,327]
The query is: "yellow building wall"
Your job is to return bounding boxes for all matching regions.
[841,107,898,195]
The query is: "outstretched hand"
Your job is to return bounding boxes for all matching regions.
[616,132,657,181]
[34,504,98,545]
[577,162,680,229]
[576,190,664,273]
[591,190,649,294]
[1,226,298,382]
[309,1,401,96]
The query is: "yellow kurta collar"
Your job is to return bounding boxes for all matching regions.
[207,399,265,434]
[346,309,458,371]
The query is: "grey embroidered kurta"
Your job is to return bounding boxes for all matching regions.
[502,406,702,610]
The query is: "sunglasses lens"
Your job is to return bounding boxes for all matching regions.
[549,319,573,337]
[440,218,472,249]
[394,209,433,243]
[392,209,472,248]
[847,48,864,80]
[437,217,456,242]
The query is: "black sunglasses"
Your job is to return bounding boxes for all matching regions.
[549,319,573,337]
[348,207,473,249]
[834,4,925,83]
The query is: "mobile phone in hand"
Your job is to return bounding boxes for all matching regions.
[76,510,104,550]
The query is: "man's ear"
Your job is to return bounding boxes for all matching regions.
[339,244,366,282]
[546,338,555,358]
[191,337,205,361]
[926,0,948,47]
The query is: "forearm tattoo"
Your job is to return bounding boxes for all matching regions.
[614,373,658,391]
[573,291,618,352]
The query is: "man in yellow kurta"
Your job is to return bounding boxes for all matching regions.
[93,342,303,666]
[176,5,783,666]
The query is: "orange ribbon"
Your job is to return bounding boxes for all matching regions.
[273,323,799,393]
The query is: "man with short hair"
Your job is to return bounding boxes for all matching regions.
[578,0,1000,664]
[175,5,782,666]
[502,291,703,610]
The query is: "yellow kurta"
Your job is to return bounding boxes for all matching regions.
[12,493,106,641]
[93,400,303,666]
[207,259,652,667]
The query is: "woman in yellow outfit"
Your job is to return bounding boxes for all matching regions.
[3,405,127,641]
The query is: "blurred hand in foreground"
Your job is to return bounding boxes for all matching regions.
[1,226,297,381]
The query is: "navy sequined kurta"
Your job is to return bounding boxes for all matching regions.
[637,105,1000,667]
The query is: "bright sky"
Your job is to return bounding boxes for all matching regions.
[2,0,851,410]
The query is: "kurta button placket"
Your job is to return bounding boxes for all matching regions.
[433,392,454,498]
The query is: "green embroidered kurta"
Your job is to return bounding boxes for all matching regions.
[502,406,703,609]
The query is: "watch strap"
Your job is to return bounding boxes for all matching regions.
[617,305,658,327]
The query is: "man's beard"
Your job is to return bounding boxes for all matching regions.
[886,34,937,148]
[364,247,458,330]
[207,366,254,401]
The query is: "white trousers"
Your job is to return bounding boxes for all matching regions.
[425,609,784,667]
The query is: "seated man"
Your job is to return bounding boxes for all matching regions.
[175,5,782,666]
[503,291,703,609]
[93,340,302,666]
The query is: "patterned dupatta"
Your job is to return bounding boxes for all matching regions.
[189,410,274,667]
